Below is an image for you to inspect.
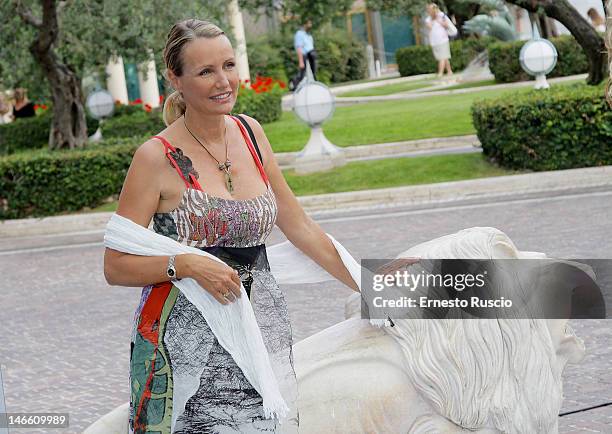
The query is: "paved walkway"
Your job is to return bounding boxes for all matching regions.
[1,189,610,433]
[2,165,611,241]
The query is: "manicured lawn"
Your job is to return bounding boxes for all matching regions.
[265,80,579,153]
[337,80,433,97]
[89,153,516,213]
[265,87,517,152]
[285,153,516,195]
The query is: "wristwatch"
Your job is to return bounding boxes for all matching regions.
[166,255,180,281]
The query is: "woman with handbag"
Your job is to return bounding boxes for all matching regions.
[425,3,455,78]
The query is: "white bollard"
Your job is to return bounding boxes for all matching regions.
[137,51,160,109]
[105,55,129,105]
[367,45,376,79]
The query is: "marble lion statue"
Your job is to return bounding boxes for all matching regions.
[85,227,586,434]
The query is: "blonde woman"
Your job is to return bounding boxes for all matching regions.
[103,19,358,433]
[587,7,606,32]
[425,3,453,77]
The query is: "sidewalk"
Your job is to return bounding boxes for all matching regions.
[1,165,610,239]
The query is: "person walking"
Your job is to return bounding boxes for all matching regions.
[425,3,453,78]
[292,19,317,89]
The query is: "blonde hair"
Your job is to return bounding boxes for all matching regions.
[588,8,605,27]
[162,19,226,126]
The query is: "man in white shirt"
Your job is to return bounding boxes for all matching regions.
[292,19,317,89]
[425,3,453,77]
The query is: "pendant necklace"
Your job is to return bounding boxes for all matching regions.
[184,113,233,193]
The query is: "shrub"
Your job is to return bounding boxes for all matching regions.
[0,137,142,219]
[471,84,612,171]
[247,38,289,83]
[233,77,285,124]
[101,80,284,138]
[101,109,166,139]
[396,37,495,77]
[0,111,99,155]
[488,35,589,83]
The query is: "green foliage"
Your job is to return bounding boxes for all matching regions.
[471,83,612,171]
[101,110,166,139]
[396,36,495,76]
[268,26,368,85]
[102,86,284,138]
[233,81,285,124]
[0,137,142,219]
[488,35,589,83]
[240,0,353,27]
[0,0,228,99]
[247,38,289,82]
[0,111,99,155]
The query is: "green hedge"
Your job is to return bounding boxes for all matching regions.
[0,137,141,219]
[233,82,284,124]
[102,88,284,139]
[471,84,611,171]
[101,109,166,139]
[488,35,589,83]
[396,37,495,77]
[0,111,99,155]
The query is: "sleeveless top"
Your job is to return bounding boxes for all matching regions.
[151,115,278,250]
[130,117,298,433]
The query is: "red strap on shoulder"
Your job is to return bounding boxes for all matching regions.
[228,116,270,186]
[152,135,191,189]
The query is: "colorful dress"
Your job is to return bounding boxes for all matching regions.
[129,115,298,433]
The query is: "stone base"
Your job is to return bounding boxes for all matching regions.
[294,126,346,175]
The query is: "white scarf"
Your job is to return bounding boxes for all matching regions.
[104,214,384,429]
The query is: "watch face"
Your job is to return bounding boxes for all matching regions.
[167,268,175,277]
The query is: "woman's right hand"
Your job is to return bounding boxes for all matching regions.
[177,254,242,305]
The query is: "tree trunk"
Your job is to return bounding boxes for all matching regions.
[18,0,88,149]
[508,0,607,85]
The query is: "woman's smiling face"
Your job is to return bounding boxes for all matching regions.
[169,35,239,115]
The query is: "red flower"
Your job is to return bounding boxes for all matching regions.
[133,98,143,105]
[159,95,164,103]
[41,104,48,110]
[34,104,40,110]
[264,78,273,85]
[240,84,246,89]
[144,103,152,112]
[279,82,287,89]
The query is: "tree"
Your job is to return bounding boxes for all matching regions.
[240,0,354,27]
[366,0,486,39]
[1,0,226,149]
[504,0,607,85]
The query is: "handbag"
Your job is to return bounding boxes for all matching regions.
[444,14,458,38]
